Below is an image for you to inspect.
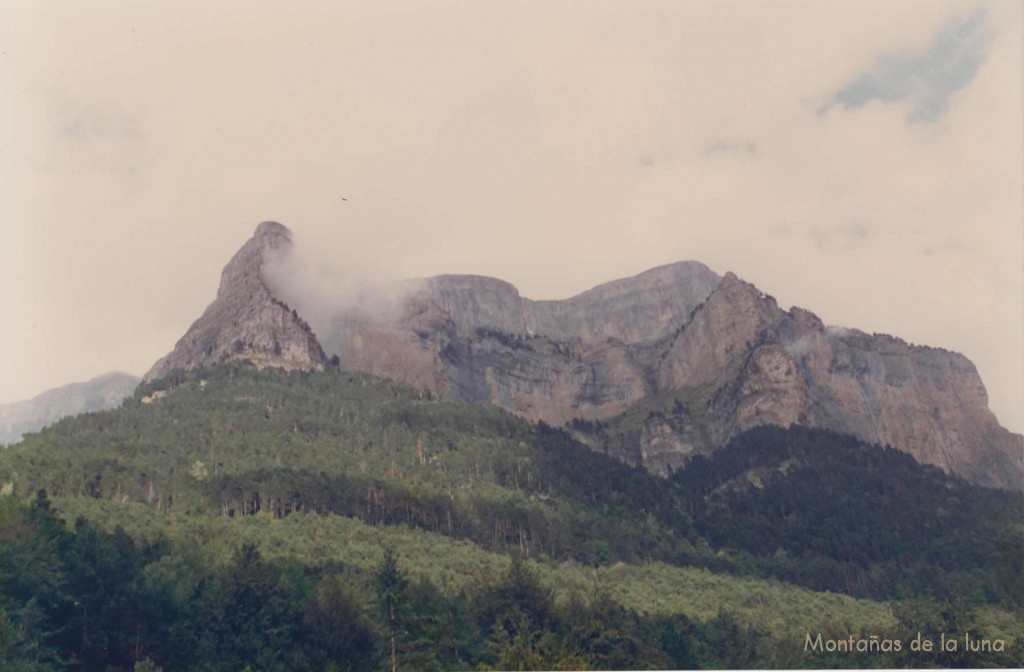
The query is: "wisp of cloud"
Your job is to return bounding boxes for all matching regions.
[819,9,991,123]
[261,228,421,357]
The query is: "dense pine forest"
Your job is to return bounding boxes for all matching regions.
[1,363,1021,670]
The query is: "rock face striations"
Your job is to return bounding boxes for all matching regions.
[327,262,722,425]
[637,273,1023,489]
[147,223,1023,490]
[144,222,327,381]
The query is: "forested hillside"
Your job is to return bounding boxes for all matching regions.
[1,363,1020,670]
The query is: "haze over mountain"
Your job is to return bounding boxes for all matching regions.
[146,222,1023,491]
[0,372,140,445]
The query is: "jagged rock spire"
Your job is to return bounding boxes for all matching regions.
[145,222,327,380]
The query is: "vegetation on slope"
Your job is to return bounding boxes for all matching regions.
[1,363,1020,670]
[4,493,1019,671]
[672,425,1023,607]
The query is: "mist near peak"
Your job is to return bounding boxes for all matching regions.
[825,325,853,339]
[260,227,424,357]
[783,333,819,360]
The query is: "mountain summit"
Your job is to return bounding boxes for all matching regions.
[145,222,327,380]
[146,222,1023,490]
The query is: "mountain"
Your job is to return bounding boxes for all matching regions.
[598,273,1024,490]
[145,222,1023,490]
[0,372,140,445]
[145,221,327,381]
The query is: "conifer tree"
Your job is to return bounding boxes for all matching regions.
[374,548,408,672]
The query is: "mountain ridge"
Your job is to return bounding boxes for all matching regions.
[0,371,140,445]
[143,222,1023,490]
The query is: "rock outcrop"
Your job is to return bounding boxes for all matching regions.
[420,261,723,344]
[0,372,140,445]
[325,262,721,425]
[144,222,327,380]
[146,222,1023,490]
[633,273,1023,489]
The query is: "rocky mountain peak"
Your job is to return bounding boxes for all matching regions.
[253,220,293,262]
[718,270,742,287]
[420,275,526,336]
[145,222,326,381]
[254,219,291,241]
[215,221,292,300]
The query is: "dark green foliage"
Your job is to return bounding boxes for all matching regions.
[474,327,535,351]
[884,594,1023,668]
[0,492,168,671]
[670,425,1023,606]
[475,552,555,646]
[1,364,1021,669]
[301,574,377,671]
[58,520,157,670]
[690,612,762,669]
[193,543,300,671]
[1,491,1021,670]
[0,491,70,670]
[372,554,480,672]
[0,494,385,671]
[0,364,698,567]
[374,548,407,672]
[559,582,668,670]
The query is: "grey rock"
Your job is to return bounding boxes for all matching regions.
[144,222,327,380]
[147,223,1024,490]
[0,372,140,445]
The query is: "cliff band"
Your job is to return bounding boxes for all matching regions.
[146,223,1024,490]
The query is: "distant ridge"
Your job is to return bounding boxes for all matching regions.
[0,372,140,445]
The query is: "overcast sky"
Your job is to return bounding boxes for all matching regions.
[2,0,1022,432]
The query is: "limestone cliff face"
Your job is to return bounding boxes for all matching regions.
[657,272,785,390]
[796,329,1020,491]
[322,262,720,426]
[631,274,1023,490]
[412,261,721,344]
[439,334,650,424]
[525,261,726,345]
[144,222,327,380]
[323,266,1021,490]
[147,223,1023,490]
